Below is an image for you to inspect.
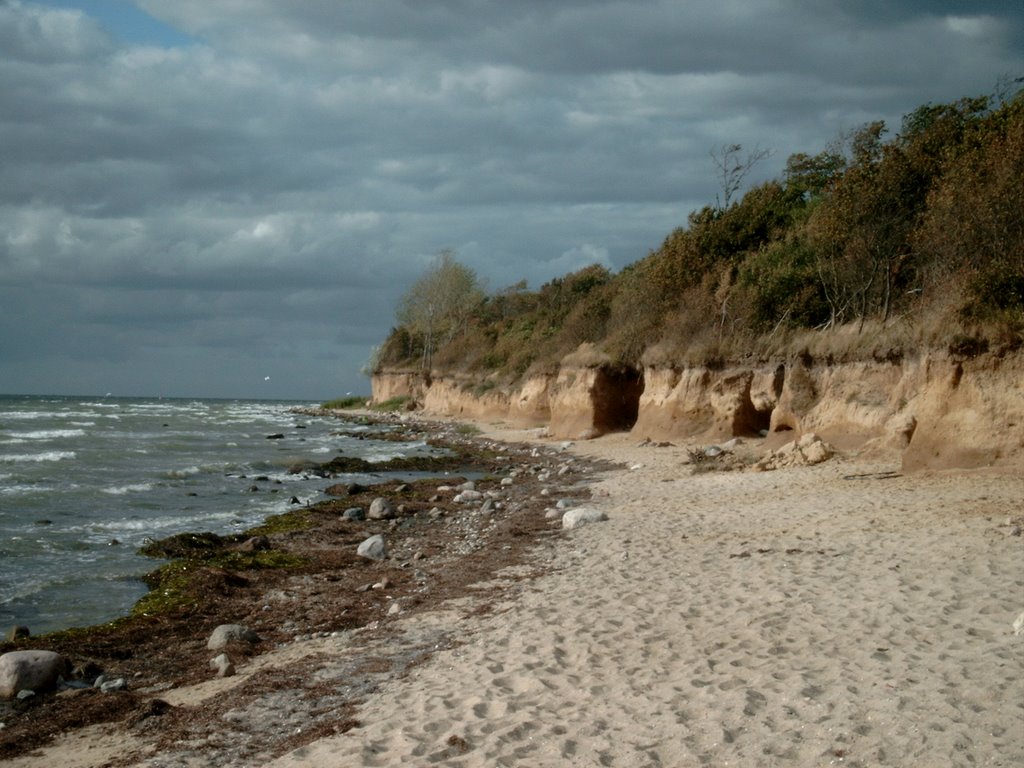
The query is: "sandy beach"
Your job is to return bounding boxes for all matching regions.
[5,422,1023,767]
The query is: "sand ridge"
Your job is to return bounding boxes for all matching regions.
[270,429,1024,767]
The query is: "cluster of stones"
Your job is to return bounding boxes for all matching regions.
[753,433,835,471]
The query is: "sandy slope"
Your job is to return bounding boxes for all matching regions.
[271,430,1024,768]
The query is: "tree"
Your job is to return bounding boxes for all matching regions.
[710,143,773,209]
[396,249,484,370]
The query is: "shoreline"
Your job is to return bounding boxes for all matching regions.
[0,412,615,765]
[3,415,1023,766]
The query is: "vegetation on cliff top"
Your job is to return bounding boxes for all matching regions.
[378,87,1023,380]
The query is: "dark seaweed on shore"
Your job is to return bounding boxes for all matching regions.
[0,414,608,764]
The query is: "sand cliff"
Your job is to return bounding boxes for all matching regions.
[373,349,1024,472]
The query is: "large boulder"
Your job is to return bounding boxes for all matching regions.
[0,650,67,699]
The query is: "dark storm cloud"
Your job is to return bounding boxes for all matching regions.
[0,0,1019,398]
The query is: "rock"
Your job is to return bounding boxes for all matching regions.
[342,507,365,521]
[207,624,260,651]
[500,477,514,486]
[454,490,483,503]
[210,653,235,678]
[357,534,388,561]
[289,496,301,505]
[368,497,396,520]
[755,433,836,471]
[1013,612,1024,636]
[266,433,285,440]
[802,439,833,465]
[0,650,67,699]
[238,535,271,552]
[562,507,609,530]
[5,626,29,643]
[887,413,918,447]
[99,678,127,693]
[457,481,476,491]
[387,601,402,616]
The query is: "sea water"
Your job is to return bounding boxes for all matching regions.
[0,395,441,634]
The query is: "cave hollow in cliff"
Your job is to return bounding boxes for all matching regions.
[592,365,645,433]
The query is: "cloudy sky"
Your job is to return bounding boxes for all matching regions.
[1,0,1020,400]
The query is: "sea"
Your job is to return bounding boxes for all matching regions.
[0,395,441,635]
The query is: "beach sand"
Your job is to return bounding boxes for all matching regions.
[267,427,1023,768]
[6,424,1023,767]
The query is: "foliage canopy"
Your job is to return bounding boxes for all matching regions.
[377,86,1024,379]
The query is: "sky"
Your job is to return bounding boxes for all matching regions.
[1,1,1021,400]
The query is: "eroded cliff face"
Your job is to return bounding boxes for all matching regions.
[370,370,551,426]
[373,350,1023,471]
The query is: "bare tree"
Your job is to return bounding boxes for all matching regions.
[710,143,773,209]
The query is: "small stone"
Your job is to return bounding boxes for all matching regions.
[562,507,609,530]
[500,477,514,486]
[387,602,402,616]
[207,624,260,651]
[5,626,29,643]
[357,534,388,561]
[99,678,127,693]
[1013,612,1024,636]
[209,654,235,678]
[16,690,35,701]
[342,507,365,521]
[238,535,271,552]
[368,497,396,520]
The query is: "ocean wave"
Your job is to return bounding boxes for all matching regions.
[0,483,50,496]
[0,451,76,463]
[5,429,87,440]
[165,466,200,478]
[101,482,156,495]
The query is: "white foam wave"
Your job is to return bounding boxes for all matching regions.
[102,483,156,495]
[0,484,46,496]
[165,466,200,478]
[0,451,76,463]
[6,429,86,440]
